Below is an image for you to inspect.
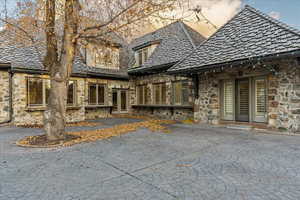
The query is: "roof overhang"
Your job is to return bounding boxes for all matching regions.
[8,67,129,80]
[168,50,300,76]
[128,61,178,76]
[132,40,161,51]
[0,63,11,71]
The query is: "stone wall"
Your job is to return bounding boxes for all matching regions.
[268,59,300,132]
[0,71,10,123]
[10,73,132,125]
[194,74,220,124]
[84,78,131,118]
[194,58,300,133]
[12,73,86,125]
[130,74,194,120]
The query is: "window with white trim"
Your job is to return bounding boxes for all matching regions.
[137,47,149,66]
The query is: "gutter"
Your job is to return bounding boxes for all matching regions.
[128,61,178,76]
[167,50,300,76]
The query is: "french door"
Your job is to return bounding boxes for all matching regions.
[236,79,250,122]
[253,77,267,122]
[112,89,129,113]
[222,77,267,123]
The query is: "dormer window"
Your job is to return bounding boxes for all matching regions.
[86,44,119,70]
[137,47,149,66]
[133,42,159,68]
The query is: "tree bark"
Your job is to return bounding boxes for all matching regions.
[44,0,80,141]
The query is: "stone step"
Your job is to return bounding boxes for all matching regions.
[226,125,253,131]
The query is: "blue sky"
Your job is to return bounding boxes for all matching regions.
[243,0,300,29]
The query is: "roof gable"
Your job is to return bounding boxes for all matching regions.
[128,21,206,74]
[168,5,300,73]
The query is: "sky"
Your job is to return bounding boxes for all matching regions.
[243,0,300,30]
[178,0,300,36]
[1,0,300,37]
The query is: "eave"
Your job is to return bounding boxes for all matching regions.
[168,50,300,76]
[0,63,11,71]
[128,61,178,76]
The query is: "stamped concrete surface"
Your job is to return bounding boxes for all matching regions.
[1,118,300,200]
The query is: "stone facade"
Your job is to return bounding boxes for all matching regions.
[0,71,10,123]
[268,59,300,132]
[194,58,300,133]
[194,73,220,125]
[3,73,131,125]
[84,78,131,119]
[12,73,86,125]
[130,74,194,120]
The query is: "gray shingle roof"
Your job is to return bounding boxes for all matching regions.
[0,44,129,79]
[168,5,300,73]
[128,21,206,74]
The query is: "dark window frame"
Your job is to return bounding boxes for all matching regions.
[136,85,148,105]
[172,80,190,106]
[88,83,106,105]
[153,82,167,105]
[27,77,77,107]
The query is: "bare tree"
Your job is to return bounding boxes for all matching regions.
[0,0,190,141]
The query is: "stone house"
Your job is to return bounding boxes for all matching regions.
[168,6,300,132]
[1,5,300,133]
[0,34,132,126]
[128,21,206,120]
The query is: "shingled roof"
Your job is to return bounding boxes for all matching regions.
[168,5,300,74]
[0,44,129,79]
[128,21,206,74]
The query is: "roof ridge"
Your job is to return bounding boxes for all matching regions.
[131,20,183,43]
[245,5,300,37]
[179,21,196,49]
[168,6,246,72]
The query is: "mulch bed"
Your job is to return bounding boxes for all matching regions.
[16,121,103,129]
[16,119,176,148]
[17,134,81,148]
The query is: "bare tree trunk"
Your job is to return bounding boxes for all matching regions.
[44,0,80,141]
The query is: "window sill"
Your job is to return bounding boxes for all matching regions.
[85,105,113,109]
[132,105,193,109]
[26,106,81,112]
[25,107,47,112]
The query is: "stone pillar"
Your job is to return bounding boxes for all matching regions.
[194,74,220,125]
[0,71,10,123]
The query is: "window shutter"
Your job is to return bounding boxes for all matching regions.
[254,78,267,122]
[223,80,234,120]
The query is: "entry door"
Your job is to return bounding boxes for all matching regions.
[112,90,118,112]
[120,90,128,112]
[236,79,250,122]
[112,89,128,113]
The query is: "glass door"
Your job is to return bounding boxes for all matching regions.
[253,77,267,122]
[112,89,128,113]
[222,80,235,120]
[120,90,128,112]
[112,89,118,112]
[236,78,250,122]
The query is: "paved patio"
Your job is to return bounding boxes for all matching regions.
[1,118,300,200]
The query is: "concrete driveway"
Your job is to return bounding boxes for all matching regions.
[1,118,300,200]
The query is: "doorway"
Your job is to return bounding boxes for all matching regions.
[236,78,250,122]
[221,77,267,123]
[112,89,129,113]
